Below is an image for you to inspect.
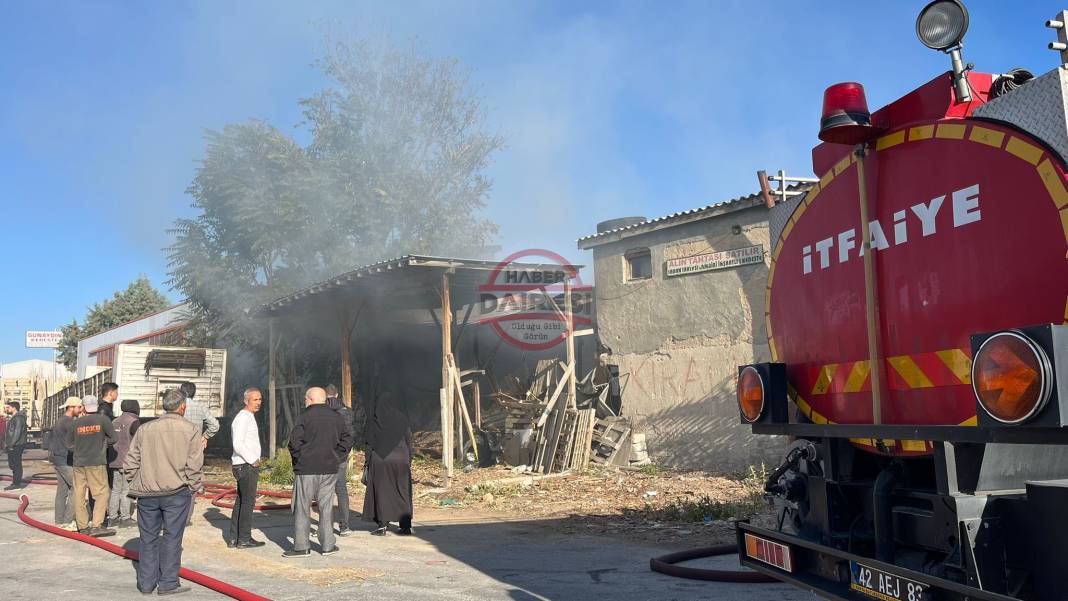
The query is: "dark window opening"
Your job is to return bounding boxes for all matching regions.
[625,249,652,281]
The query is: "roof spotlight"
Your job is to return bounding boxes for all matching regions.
[916,0,972,103]
[916,0,969,50]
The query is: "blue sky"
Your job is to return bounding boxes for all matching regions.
[0,0,1059,364]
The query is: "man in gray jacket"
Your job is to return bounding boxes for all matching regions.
[124,389,203,596]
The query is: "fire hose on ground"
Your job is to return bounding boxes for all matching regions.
[649,543,777,582]
[4,474,772,589]
[0,474,286,600]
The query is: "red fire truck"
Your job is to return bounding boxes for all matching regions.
[736,3,1068,600]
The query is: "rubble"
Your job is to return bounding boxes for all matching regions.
[482,358,641,473]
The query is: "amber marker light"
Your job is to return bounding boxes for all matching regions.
[972,331,1053,424]
[738,366,766,423]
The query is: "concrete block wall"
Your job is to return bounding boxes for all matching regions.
[591,204,787,472]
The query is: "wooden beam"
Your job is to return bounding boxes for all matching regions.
[565,277,577,410]
[268,318,278,460]
[440,272,454,480]
[535,361,575,429]
[450,361,479,463]
[340,314,353,409]
[473,380,481,428]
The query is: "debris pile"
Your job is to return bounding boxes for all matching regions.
[482,358,645,473]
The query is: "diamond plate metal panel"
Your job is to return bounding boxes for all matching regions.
[769,193,805,252]
[974,67,1068,163]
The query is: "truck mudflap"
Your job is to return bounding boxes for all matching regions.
[735,522,1018,601]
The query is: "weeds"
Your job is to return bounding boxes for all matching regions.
[470,482,523,498]
[652,494,764,522]
[636,464,662,477]
[649,463,769,523]
[261,448,294,487]
[742,463,769,495]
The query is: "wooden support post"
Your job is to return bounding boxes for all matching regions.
[439,387,450,485]
[564,277,577,409]
[340,310,353,408]
[268,318,278,460]
[440,272,454,480]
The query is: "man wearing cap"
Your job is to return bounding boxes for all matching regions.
[51,397,83,529]
[67,394,116,536]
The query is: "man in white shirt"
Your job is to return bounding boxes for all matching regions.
[228,387,264,548]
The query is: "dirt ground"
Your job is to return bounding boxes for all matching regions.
[203,451,777,549]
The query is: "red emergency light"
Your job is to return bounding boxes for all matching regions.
[819,82,882,145]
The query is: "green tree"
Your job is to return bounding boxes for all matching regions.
[57,276,171,371]
[168,39,503,348]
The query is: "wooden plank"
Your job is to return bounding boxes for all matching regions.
[564,278,576,410]
[579,410,596,469]
[534,361,574,429]
[451,362,479,463]
[473,381,481,428]
[542,404,568,473]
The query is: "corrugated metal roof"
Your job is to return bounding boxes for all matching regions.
[577,184,811,248]
[255,254,585,317]
[576,191,765,244]
[76,303,190,380]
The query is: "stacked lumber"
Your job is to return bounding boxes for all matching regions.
[483,358,632,473]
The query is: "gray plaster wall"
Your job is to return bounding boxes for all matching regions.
[590,204,786,472]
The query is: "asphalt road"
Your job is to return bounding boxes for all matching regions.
[0,451,813,601]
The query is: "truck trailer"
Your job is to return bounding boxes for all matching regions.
[42,344,226,433]
[735,3,1068,600]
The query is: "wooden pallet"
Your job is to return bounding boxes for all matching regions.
[567,408,596,471]
[591,417,631,465]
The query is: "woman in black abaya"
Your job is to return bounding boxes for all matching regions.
[362,388,414,535]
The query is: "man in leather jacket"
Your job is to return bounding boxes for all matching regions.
[3,401,28,490]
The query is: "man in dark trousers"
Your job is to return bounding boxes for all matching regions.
[51,397,83,529]
[108,399,141,528]
[2,401,28,489]
[228,388,265,549]
[283,387,352,558]
[68,395,116,536]
[125,388,203,595]
[325,384,354,536]
[179,381,218,526]
[98,381,119,514]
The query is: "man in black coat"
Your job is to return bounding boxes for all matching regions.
[2,401,28,489]
[283,387,353,558]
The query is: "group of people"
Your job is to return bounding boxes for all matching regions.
[229,384,415,560]
[19,380,414,595]
[46,382,215,535]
